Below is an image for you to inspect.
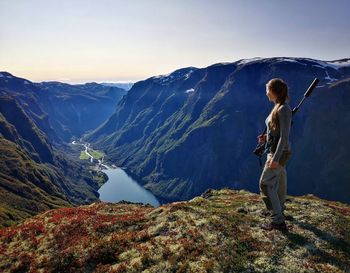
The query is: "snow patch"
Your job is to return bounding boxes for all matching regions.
[311,64,325,69]
[281,58,300,63]
[325,59,350,69]
[236,57,263,65]
[313,61,340,70]
[152,67,197,84]
[324,70,338,83]
[185,88,195,93]
[302,58,349,70]
[184,70,195,80]
[278,58,307,66]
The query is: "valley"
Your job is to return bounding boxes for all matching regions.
[1,56,350,228]
[72,140,160,207]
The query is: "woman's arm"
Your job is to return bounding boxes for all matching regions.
[271,105,292,163]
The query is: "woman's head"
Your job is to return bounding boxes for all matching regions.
[265,78,290,131]
[265,78,289,104]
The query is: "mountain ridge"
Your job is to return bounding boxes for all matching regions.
[84,56,350,204]
[0,73,125,227]
[0,188,349,272]
[0,71,128,142]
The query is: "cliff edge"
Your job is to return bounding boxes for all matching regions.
[1,188,349,272]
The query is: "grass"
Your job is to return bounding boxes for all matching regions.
[79,149,104,160]
[1,188,350,272]
[79,151,90,160]
[89,150,104,160]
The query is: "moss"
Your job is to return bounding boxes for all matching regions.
[1,188,350,272]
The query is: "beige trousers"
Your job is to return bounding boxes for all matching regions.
[259,150,292,224]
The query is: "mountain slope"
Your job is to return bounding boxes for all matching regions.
[0,89,108,227]
[84,57,350,204]
[0,96,54,163]
[0,137,72,227]
[35,81,128,141]
[287,77,350,203]
[0,95,102,228]
[0,72,128,227]
[0,188,349,272]
[0,72,128,142]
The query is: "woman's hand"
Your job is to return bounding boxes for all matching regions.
[257,134,267,144]
[267,160,280,169]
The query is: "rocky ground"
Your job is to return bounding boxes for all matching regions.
[0,188,349,273]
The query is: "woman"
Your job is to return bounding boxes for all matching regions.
[258,78,292,231]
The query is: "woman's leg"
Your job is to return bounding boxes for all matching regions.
[265,169,285,224]
[277,150,292,213]
[259,154,273,211]
[260,182,272,211]
[259,153,285,223]
[277,168,287,212]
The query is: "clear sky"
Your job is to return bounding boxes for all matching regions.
[1,0,349,83]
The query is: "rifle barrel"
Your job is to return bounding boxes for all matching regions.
[304,78,319,97]
[293,77,319,115]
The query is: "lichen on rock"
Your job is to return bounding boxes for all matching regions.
[0,188,349,272]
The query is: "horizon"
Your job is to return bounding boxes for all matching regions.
[2,55,349,85]
[1,0,350,84]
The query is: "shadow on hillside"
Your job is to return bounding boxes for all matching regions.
[284,219,350,271]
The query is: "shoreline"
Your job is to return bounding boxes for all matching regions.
[71,140,165,206]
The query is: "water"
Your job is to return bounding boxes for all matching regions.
[98,166,160,207]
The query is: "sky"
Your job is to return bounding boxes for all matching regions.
[0,0,349,84]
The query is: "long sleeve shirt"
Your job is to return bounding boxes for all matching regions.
[265,103,292,163]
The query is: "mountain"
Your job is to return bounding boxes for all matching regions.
[100,82,134,91]
[35,81,128,141]
[0,95,103,228]
[0,95,54,163]
[0,73,126,227]
[84,57,350,204]
[0,72,60,143]
[0,188,349,272]
[0,72,128,142]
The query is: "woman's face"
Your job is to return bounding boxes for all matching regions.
[266,87,276,102]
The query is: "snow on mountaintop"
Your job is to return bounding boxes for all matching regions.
[234,57,350,70]
[325,58,350,68]
[236,57,263,65]
[151,67,198,83]
[279,57,350,70]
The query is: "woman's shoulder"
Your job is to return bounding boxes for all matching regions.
[277,103,292,118]
[278,103,292,113]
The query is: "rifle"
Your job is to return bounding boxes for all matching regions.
[253,78,320,167]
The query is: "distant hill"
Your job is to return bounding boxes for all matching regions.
[84,57,350,204]
[0,188,349,272]
[0,96,102,228]
[35,81,128,141]
[0,73,125,227]
[100,82,134,91]
[0,72,128,142]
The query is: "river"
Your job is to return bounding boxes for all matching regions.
[71,140,160,207]
[98,166,160,207]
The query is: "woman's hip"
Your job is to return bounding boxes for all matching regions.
[267,150,292,167]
